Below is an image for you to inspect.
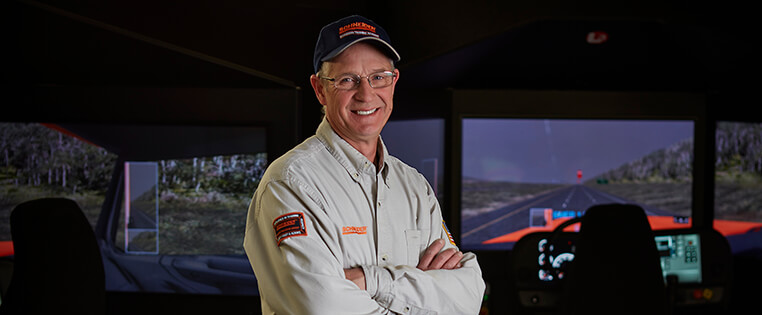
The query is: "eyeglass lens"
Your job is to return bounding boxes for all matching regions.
[334,71,394,89]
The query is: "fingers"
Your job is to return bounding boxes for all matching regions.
[417,239,464,271]
[442,250,464,269]
[417,239,445,270]
[428,248,462,270]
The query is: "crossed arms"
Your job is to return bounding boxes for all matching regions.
[245,178,486,315]
[344,238,464,290]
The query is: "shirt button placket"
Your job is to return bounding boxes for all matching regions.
[376,174,390,265]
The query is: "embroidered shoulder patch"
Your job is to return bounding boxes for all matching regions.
[273,212,307,246]
[442,220,457,246]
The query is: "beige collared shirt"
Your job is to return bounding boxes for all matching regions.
[244,118,485,315]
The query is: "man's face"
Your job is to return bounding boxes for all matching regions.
[311,42,399,148]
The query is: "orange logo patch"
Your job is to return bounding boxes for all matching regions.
[273,212,307,246]
[342,226,368,235]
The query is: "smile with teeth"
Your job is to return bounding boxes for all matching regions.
[353,108,378,115]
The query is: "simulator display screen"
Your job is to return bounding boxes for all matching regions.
[0,122,268,296]
[714,121,762,254]
[461,118,695,250]
[0,122,117,247]
[655,233,702,283]
[382,119,445,201]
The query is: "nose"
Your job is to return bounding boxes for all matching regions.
[353,77,375,101]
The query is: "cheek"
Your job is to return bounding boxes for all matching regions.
[381,92,394,110]
[325,98,349,121]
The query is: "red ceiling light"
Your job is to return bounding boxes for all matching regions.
[586,31,609,44]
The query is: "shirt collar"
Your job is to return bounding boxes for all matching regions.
[316,117,390,182]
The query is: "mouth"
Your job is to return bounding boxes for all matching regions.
[353,108,378,116]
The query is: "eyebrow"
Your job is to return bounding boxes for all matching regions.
[335,69,393,77]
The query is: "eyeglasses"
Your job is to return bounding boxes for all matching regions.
[318,71,396,90]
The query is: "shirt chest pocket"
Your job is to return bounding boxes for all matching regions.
[404,229,428,266]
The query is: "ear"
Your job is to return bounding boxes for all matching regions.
[388,68,400,94]
[310,74,328,106]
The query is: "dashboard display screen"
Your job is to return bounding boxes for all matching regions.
[655,233,702,283]
[528,233,702,284]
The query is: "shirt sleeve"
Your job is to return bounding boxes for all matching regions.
[244,178,391,315]
[361,174,487,315]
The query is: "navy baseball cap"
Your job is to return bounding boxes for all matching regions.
[313,15,401,73]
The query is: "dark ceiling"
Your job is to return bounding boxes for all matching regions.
[3,0,760,123]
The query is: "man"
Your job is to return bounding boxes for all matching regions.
[244,15,485,314]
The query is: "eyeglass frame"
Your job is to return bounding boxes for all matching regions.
[318,70,397,90]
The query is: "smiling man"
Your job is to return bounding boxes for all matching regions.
[244,15,485,314]
[312,41,396,166]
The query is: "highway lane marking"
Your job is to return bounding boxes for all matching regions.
[581,186,597,203]
[588,186,628,204]
[561,187,575,208]
[462,186,569,239]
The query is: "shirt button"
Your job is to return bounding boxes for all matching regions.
[381,254,389,261]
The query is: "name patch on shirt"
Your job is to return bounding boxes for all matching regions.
[342,226,368,235]
[273,212,307,246]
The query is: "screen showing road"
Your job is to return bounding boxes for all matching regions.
[713,121,762,254]
[461,118,695,250]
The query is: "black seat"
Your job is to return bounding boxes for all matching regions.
[560,203,667,315]
[0,198,105,314]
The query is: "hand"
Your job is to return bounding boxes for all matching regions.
[417,239,463,271]
[344,267,366,290]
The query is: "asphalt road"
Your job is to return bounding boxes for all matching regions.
[461,184,674,249]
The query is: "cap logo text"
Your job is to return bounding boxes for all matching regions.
[339,22,379,39]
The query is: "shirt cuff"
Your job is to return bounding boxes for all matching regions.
[360,264,392,303]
